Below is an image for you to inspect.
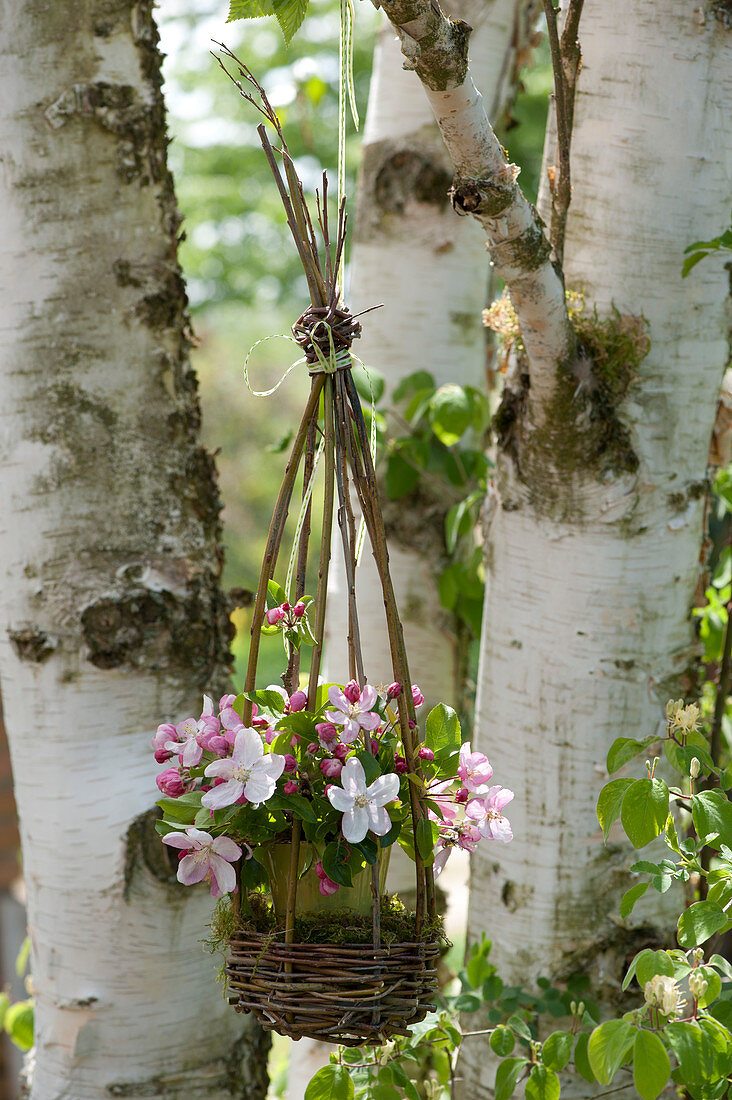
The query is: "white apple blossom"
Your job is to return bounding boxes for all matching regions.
[326,757,399,842]
[201,727,285,809]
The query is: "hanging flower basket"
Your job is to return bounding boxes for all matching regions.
[150,51,513,1048]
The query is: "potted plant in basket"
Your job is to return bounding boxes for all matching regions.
[150,51,513,1047]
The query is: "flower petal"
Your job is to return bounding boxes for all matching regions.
[202,694,215,716]
[328,686,349,713]
[433,846,451,878]
[367,772,400,807]
[359,685,377,711]
[342,805,368,843]
[177,855,207,885]
[340,719,360,744]
[234,727,264,768]
[181,739,203,768]
[357,711,380,731]
[183,828,213,847]
[201,779,244,809]
[208,853,237,894]
[341,757,366,797]
[491,788,514,812]
[212,835,242,861]
[327,787,355,813]
[243,773,276,805]
[204,758,235,780]
[366,804,391,836]
[162,831,192,850]
[257,753,286,782]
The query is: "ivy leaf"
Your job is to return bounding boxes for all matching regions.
[597,778,635,840]
[620,778,669,848]
[633,1029,670,1100]
[677,901,728,948]
[228,0,275,19]
[304,1065,354,1100]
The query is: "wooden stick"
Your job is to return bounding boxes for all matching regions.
[307,377,336,708]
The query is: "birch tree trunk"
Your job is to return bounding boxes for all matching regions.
[329,0,540,714]
[460,3,732,1096]
[0,1,268,1096]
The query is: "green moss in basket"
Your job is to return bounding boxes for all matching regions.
[208,892,445,951]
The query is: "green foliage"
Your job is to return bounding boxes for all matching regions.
[682,211,732,277]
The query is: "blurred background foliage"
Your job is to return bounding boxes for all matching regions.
[158,0,552,686]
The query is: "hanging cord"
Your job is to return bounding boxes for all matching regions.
[338,0,359,206]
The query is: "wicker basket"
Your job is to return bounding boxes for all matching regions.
[226,933,441,1045]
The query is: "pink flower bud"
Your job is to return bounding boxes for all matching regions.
[418,746,434,762]
[219,693,236,710]
[156,768,187,798]
[207,735,230,757]
[265,728,276,745]
[292,601,306,618]
[394,756,408,775]
[152,723,177,752]
[283,754,297,772]
[344,680,361,704]
[408,719,417,730]
[154,748,173,764]
[319,876,340,896]
[333,743,348,761]
[282,602,290,612]
[386,682,402,700]
[177,849,190,861]
[316,722,338,747]
[411,685,425,708]
[235,792,249,805]
[306,742,319,755]
[315,860,326,879]
[266,607,284,625]
[324,784,334,796]
[289,690,308,712]
[455,787,470,804]
[320,758,343,778]
[283,780,299,794]
[370,738,380,756]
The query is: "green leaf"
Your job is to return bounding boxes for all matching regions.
[682,250,711,277]
[155,797,199,825]
[635,949,674,988]
[664,1021,716,1084]
[620,881,650,918]
[4,1000,34,1052]
[542,1031,573,1072]
[321,842,353,888]
[355,749,380,785]
[15,936,30,979]
[465,951,492,989]
[677,901,728,948]
[429,384,473,446]
[490,1025,515,1057]
[506,1013,532,1041]
[493,1057,527,1100]
[416,818,436,863]
[304,1065,355,1100]
[445,498,473,555]
[453,992,481,1012]
[370,1087,401,1100]
[620,778,669,848]
[524,1065,560,1100]
[633,1029,670,1100]
[228,0,275,18]
[425,704,461,754]
[385,449,421,499]
[0,994,8,1032]
[692,790,732,849]
[278,792,317,823]
[607,737,648,774]
[573,1031,595,1083]
[693,965,722,1008]
[393,370,435,403]
[597,778,635,840]
[588,1020,636,1084]
[241,688,287,715]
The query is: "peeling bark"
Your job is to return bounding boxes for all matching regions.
[0,0,267,1095]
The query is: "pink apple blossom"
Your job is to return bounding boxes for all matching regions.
[418,746,434,762]
[320,757,343,779]
[411,685,425,708]
[325,683,380,744]
[266,607,284,625]
[457,742,494,794]
[289,690,308,712]
[201,728,285,810]
[433,823,482,877]
[163,696,220,768]
[465,786,514,842]
[163,826,241,898]
[156,768,190,798]
[426,780,459,824]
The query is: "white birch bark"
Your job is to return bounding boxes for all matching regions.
[329,0,539,713]
[461,4,732,1097]
[0,1,267,1096]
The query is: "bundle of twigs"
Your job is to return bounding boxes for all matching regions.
[214,47,437,1041]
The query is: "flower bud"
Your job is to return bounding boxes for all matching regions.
[344,680,361,704]
[455,787,470,804]
[306,742,319,755]
[154,748,173,764]
[292,601,306,618]
[156,768,187,798]
[265,727,276,744]
[321,758,343,778]
[394,756,408,774]
[408,719,417,730]
[283,780,299,795]
[411,685,425,708]
[316,722,338,747]
[281,602,290,612]
[386,682,402,700]
[319,875,339,896]
[219,693,236,710]
[370,738,380,755]
[265,607,284,626]
[690,757,701,779]
[333,743,348,761]
[152,723,177,752]
[289,690,308,713]
[418,746,434,762]
[207,735,230,757]
[283,754,297,773]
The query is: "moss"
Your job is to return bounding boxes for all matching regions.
[208,893,446,953]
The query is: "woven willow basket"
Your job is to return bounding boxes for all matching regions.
[226,933,440,1045]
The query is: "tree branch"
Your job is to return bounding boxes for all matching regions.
[374,0,575,420]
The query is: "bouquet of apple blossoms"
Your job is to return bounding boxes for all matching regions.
[152,616,513,908]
